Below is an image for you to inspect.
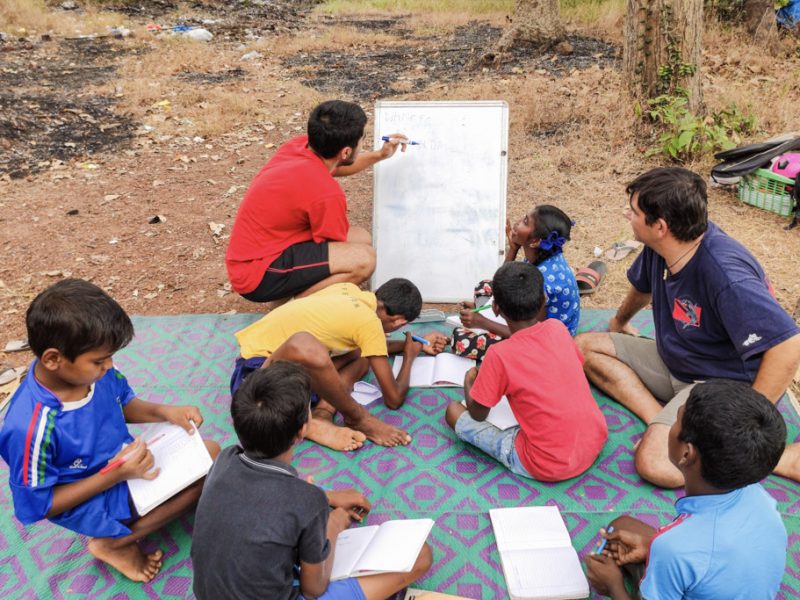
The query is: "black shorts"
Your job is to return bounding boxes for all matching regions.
[242,241,331,302]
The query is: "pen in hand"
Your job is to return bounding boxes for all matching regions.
[594,525,615,555]
[470,304,493,313]
[411,335,431,346]
[381,135,422,146]
[99,433,165,474]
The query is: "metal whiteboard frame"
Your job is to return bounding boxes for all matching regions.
[371,100,508,302]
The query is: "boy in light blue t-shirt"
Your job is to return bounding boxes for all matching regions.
[585,379,787,600]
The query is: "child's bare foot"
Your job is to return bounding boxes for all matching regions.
[312,399,338,422]
[307,418,366,452]
[346,413,411,447]
[88,539,163,582]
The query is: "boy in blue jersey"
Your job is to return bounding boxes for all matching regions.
[585,379,787,600]
[0,279,220,583]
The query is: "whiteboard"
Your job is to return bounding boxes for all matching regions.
[371,101,508,302]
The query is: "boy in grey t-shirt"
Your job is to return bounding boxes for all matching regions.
[191,361,432,600]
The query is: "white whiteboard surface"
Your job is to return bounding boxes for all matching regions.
[371,101,508,302]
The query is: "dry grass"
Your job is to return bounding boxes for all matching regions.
[560,0,625,31]
[317,0,626,35]
[317,0,511,15]
[704,28,800,137]
[113,38,275,138]
[0,0,125,35]
[405,8,516,37]
[262,25,404,58]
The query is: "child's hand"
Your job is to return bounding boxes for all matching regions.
[464,366,479,387]
[327,489,372,522]
[421,333,448,356]
[114,438,160,481]
[328,507,353,536]
[585,553,625,597]
[605,528,649,565]
[506,218,519,250]
[161,405,203,433]
[459,307,487,330]
[403,332,423,360]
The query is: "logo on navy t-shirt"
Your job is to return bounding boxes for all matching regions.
[673,298,702,328]
[69,458,88,470]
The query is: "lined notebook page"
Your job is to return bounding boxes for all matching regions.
[127,422,212,515]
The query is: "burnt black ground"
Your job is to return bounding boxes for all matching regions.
[1,6,618,178]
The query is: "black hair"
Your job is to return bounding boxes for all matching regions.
[626,167,708,242]
[26,278,134,361]
[491,261,545,321]
[679,380,786,490]
[307,100,367,159]
[231,361,311,458]
[375,278,422,322]
[531,204,573,259]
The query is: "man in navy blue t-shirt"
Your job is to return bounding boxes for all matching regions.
[576,167,800,488]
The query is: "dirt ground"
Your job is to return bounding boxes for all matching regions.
[1,1,799,378]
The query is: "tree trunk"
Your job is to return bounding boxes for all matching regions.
[623,0,703,113]
[495,0,566,52]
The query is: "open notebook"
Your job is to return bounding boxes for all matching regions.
[489,506,589,600]
[392,354,474,388]
[462,396,519,430]
[331,519,434,581]
[126,422,213,516]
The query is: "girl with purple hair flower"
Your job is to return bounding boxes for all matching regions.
[454,205,581,361]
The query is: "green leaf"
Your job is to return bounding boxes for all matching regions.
[677,130,694,149]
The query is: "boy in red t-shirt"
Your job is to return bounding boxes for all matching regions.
[445,261,608,481]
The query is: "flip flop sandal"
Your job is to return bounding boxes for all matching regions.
[605,240,642,261]
[3,339,30,352]
[0,365,26,386]
[576,261,607,295]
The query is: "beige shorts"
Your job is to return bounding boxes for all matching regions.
[610,333,699,427]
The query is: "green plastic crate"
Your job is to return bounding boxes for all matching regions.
[738,168,795,217]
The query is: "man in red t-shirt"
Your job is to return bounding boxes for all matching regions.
[445,261,608,482]
[226,100,408,302]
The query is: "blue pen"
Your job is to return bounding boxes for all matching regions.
[381,135,422,145]
[595,525,615,555]
[411,335,430,345]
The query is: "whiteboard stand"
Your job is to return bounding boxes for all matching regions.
[371,101,509,303]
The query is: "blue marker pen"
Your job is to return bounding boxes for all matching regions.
[595,525,615,555]
[411,335,430,346]
[381,135,422,145]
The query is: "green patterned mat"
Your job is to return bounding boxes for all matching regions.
[0,310,797,599]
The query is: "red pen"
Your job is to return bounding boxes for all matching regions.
[99,434,165,474]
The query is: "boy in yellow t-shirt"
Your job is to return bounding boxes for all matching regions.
[232,279,448,450]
